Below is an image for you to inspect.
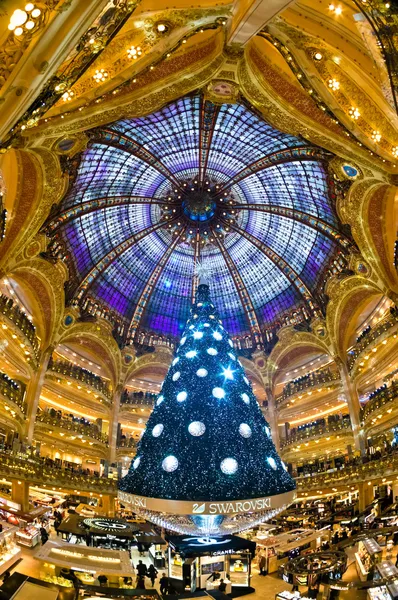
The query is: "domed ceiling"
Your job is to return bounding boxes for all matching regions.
[47,94,350,345]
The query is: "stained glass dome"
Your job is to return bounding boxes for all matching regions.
[47,94,349,345]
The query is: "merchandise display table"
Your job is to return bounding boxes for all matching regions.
[34,541,135,577]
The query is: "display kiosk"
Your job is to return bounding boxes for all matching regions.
[166,535,256,594]
[355,538,383,581]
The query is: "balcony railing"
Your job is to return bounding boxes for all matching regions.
[362,380,398,421]
[36,411,108,444]
[0,450,116,493]
[48,358,111,399]
[121,389,156,408]
[0,372,26,413]
[348,310,398,371]
[117,437,137,450]
[281,417,352,449]
[277,366,340,406]
[0,294,39,357]
[296,451,398,492]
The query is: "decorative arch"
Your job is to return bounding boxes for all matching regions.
[9,258,67,349]
[56,320,122,386]
[341,179,398,293]
[0,148,66,274]
[125,347,173,383]
[326,274,384,357]
[267,326,333,388]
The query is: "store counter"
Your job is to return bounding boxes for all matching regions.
[0,572,75,600]
[16,525,40,548]
[205,579,232,594]
[34,541,135,579]
[255,528,330,573]
[367,587,396,600]
[276,591,311,600]
[0,526,21,576]
[355,539,383,582]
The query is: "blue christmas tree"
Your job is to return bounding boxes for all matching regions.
[119,280,295,502]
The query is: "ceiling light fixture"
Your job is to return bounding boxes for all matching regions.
[93,69,108,83]
[127,45,142,59]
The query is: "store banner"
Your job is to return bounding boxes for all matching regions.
[118,489,295,516]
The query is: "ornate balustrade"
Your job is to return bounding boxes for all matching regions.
[0,451,116,493]
[361,380,398,421]
[0,294,39,358]
[36,411,108,444]
[348,311,398,371]
[0,372,26,413]
[296,452,398,492]
[277,366,340,406]
[48,358,111,399]
[281,417,352,449]
[120,390,156,408]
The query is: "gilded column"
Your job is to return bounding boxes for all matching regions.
[265,387,280,452]
[108,384,122,465]
[25,346,53,444]
[336,358,365,455]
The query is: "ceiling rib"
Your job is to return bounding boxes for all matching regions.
[127,228,185,340]
[234,204,352,249]
[45,196,166,232]
[215,146,330,195]
[75,220,173,300]
[226,221,320,313]
[90,129,184,192]
[212,227,263,347]
[198,99,220,187]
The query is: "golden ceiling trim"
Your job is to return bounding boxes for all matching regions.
[241,41,390,176]
[21,34,225,142]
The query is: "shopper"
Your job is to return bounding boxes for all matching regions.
[159,573,169,595]
[98,574,108,587]
[259,554,267,576]
[219,579,227,592]
[147,564,158,587]
[137,560,147,578]
[207,570,221,582]
[2,571,10,583]
[40,526,48,545]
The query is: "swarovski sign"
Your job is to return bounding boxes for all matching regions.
[118,489,295,516]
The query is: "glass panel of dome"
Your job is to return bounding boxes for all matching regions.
[299,234,334,288]
[50,93,345,342]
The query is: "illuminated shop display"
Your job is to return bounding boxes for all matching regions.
[47,95,347,344]
[167,534,256,591]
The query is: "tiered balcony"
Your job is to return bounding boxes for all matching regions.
[296,451,398,492]
[362,381,398,422]
[0,450,116,493]
[0,294,40,359]
[36,411,108,445]
[281,417,352,449]
[120,389,156,409]
[276,366,340,409]
[0,372,26,414]
[348,310,398,372]
[47,359,111,402]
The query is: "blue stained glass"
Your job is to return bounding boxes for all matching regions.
[51,94,344,340]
